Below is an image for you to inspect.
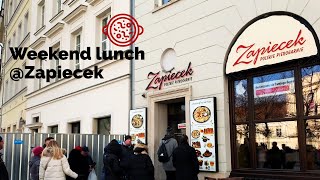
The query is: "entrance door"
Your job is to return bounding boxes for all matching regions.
[167,98,186,140]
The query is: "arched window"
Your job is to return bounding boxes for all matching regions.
[226,12,320,177]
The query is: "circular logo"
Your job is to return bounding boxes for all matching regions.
[103,14,144,47]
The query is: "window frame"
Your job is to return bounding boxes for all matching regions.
[75,33,81,70]
[101,14,111,51]
[229,57,320,174]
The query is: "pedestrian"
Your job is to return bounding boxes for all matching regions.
[128,143,154,180]
[29,146,44,180]
[39,140,78,180]
[120,135,134,179]
[42,137,54,148]
[67,146,89,180]
[81,146,96,172]
[172,135,199,180]
[0,136,9,180]
[103,139,123,180]
[157,127,178,180]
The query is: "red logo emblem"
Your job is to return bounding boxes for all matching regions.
[102,14,144,47]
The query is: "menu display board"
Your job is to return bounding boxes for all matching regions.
[129,108,147,145]
[190,97,217,172]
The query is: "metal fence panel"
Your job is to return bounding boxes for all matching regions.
[0,133,125,180]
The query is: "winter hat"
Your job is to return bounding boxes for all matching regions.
[125,135,132,141]
[81,146,89,152]
[166,126,173,133]
[74,146,82,151]
[33,146,44,156]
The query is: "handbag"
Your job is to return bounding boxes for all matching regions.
[88,169,97,180]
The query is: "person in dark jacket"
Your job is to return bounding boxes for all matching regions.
[128,143,154,180]
[172,135,199,180]
[120,135,134,179]
[266,142,282,169]
[0,136,9,180]
[104,139,123,180]
[29,146,44,180]
[67,146,90,180]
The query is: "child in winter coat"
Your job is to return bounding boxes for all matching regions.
[29,146,44,180]
[39,140,78,180]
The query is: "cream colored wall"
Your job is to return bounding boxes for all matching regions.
[1,0,30,131]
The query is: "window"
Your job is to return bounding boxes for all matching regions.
[9,1,12,19]
[101,14,111,51]
[39,60,43,88]
[38,1,45,29]
[70,122,80,134]
[41,5,45,26]
[7,39,11,60]
[51,44,60,82]
[162,0,170,5]
[49,125,58,133]
[54,48,60,82]
[97,117,111,135]
[24,13,29,37]
[22,63,26,88]
[12,32,16,47]
[75,34,81,69]
[7,127,10,132]
[155,0,172,7]
[33,116,39,123]
[229,58,320,172]
[18,23,22,45]
[53,0,62,16]
[4,80,8,101]
[276,128,282,137]
[12,125,16,132]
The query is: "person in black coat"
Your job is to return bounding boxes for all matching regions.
[67,146,90,180]
[120,135,134,178]
[0,136,9,180]
[104,139,123,180]
[172,135,199,180]
[128,143,154,180]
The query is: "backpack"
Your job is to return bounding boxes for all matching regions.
[157,140,170,163]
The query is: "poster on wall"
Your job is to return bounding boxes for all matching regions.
[190,97,217,172]
[129,108,147,145]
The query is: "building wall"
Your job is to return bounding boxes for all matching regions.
[25,0,131,134]
[1,0,30,131]
[134,0,320,179]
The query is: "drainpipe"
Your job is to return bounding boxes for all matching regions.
[0,0,6,132]
[129,0,135,135]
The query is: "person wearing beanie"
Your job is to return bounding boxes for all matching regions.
[0,136,9,180]
[29,146,44,180]
[120,135,134,179]
[157,126,178,180]
[128,143,154,180]
[67,146,89,180]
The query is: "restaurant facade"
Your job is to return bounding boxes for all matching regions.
[132,0,320,179]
